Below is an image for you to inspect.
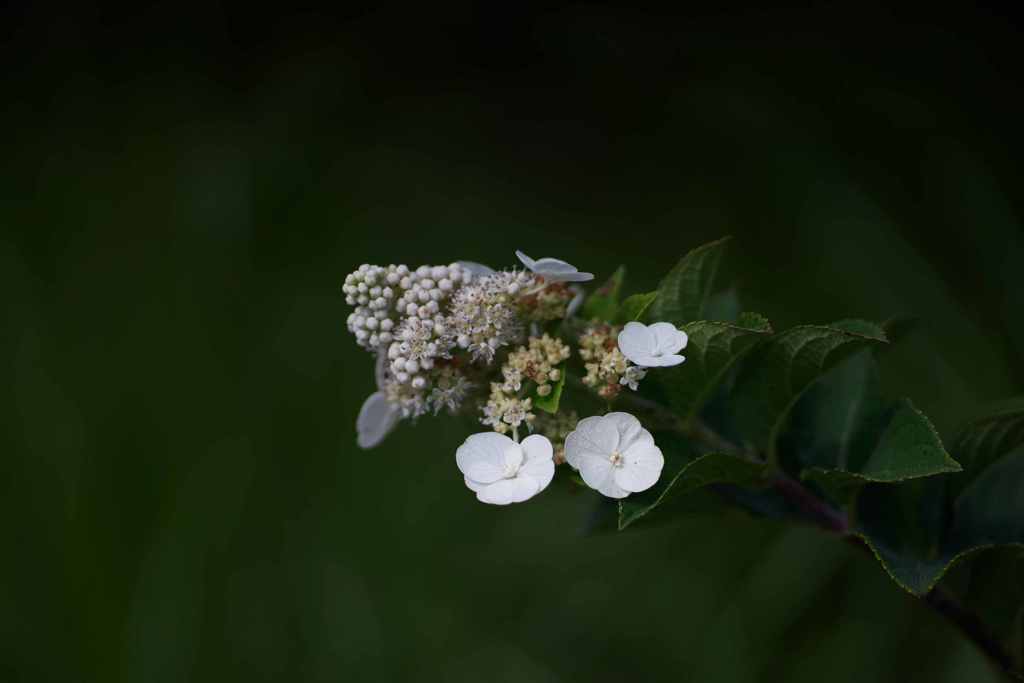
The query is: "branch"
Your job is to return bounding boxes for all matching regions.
[925,586,1021,681]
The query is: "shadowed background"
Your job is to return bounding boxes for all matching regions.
[3,3,1023,681]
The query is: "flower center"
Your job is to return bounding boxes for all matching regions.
[502,444,524,478]
[609,451,624,467]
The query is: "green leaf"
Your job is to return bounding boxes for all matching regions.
[582,266,625,321]
[705,288,741,323]
[728,320,888,455]
[616,291,658,323]
[648,237,731,325]
[618,433,767,530]
[853,447,1024,595]
[951,396,1024,493]
[659,313,773,422]
[783,351,960,503]
[533,368,567,414]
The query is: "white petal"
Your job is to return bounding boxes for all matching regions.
[520,434,555,490]
[476,476,541,505]
[614,442,664,492]
[566,285,585,317]
[649,322,688,354]
[515,251,594,282]
[617,322,655,364]
[578,456,629,498]
[356,392,401,449]
[565,415,616,466]
[645,354,686,368]
[627,353,663,368]
[514,250,537,270]
[596,473,630,499]
[456,261,496,277]
[602,411,650,450]
[503,442,525,472]
[521,434,553,463]
[530,257,578,275]
[521,457,555,492]
[464,476,488,493]
[575,452,615,491]
[456,432,514,484]
[551,270,594,283]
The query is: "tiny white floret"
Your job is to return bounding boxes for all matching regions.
[456,432,555,505]
[356,391,402,449]
[564,412,664,498]
[515,250,594,283]
[617,321,687,368]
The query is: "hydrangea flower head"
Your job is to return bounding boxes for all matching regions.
[617,321,687,368]
[456,432,555,505]
[515,250,594,283]
[564,412,664,498]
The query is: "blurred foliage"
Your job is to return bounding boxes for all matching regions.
[2,3,1023,682]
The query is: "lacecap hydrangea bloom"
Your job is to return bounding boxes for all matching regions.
[341,248,683,507]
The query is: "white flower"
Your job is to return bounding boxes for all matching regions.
[564,412,664,498]
[617,321,687,368]
[456,432,555,505]
[619,365,647,391]
[356,391,402,449]
[515,250,594,283]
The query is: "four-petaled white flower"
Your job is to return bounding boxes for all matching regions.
[564,412,664,499]
[617,321,687,368]
[356,391,402,449]
[457,432,555,505]
[515,250,594,283]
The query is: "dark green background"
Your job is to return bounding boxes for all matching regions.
[4,4,1023,681]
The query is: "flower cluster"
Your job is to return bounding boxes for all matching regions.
[481,384,534,436]
[500,334,570,395]
[578,323,641,399]
[343,263,473,354]
[446,269,535,363]
[519,281,579,322]
[481,333,571,435]
[344,248,686,508]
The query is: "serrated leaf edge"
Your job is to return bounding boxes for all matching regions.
[617,451,764,531]
[650,236,732,323]
[680,318,774,421]
[800,400,961,483]
[763,322,890,452]
[851,534,1024,597]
